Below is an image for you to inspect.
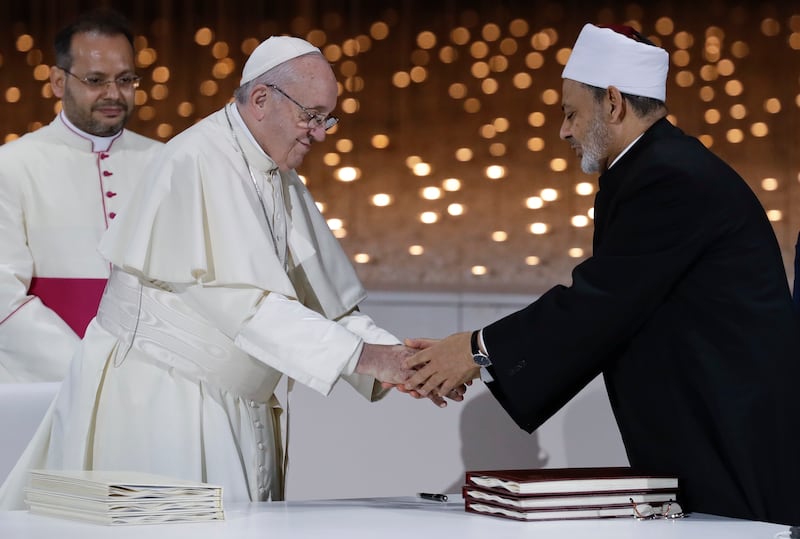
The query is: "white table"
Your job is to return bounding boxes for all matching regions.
[0,495,790,538]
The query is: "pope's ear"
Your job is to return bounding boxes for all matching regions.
[251,84,269,108]
[243,84,270,120]
[50,66,66,98]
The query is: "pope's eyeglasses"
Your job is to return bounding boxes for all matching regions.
[267,84,339,132]
[59,67,140,90]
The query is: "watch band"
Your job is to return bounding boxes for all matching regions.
[470,330,482,356]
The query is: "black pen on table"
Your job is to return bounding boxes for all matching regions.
[418,492,448,502]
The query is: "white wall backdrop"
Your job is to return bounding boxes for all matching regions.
[285,290,629,500]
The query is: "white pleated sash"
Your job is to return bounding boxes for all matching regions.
[97,268,282,403]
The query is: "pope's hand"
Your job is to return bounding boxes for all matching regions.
[355,343,417,385]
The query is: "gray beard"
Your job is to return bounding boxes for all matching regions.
[580,113,610,174]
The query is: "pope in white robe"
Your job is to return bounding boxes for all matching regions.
[0,36,418,509]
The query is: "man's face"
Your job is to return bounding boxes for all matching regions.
[253,55,338,171]
[51,32,136,137]
[560,79,610,174]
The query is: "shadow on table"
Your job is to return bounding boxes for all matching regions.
[446,377,629,493]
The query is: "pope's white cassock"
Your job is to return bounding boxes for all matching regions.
[0,113,161,382]
[0,102,399,509]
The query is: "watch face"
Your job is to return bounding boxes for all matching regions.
[473,353,491,367]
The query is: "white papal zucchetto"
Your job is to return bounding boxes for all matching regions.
[562,23,669,102]
[240,36,321,86]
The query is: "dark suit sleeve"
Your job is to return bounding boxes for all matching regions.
[483,164,717,433]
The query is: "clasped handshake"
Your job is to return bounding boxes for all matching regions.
[355,331,479,407]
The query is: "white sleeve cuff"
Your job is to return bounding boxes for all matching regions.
[478,328,489,355]
[336,309,399,399]
[234,292,362,396]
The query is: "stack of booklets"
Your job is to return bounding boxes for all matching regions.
[24,470,224,525]
[463,467,679,521]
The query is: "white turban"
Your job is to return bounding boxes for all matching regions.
[240,36,320,86]
[562,24,669,101]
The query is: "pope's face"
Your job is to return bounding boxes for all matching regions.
[256,55,338,171]
[560,79,611,174]
[51,32,136,137]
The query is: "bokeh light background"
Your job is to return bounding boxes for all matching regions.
[1,0,797,293]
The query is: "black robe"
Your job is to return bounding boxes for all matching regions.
[483,118,800,525]
[794,231,799,308]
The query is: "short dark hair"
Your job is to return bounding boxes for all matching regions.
[585,84,666,118]
[54,8,134,69]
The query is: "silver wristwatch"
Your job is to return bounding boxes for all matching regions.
[470,330,491,367]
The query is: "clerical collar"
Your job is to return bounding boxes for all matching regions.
[227,103,272,162]
[59,111,122,152]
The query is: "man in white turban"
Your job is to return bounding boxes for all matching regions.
[0,35,462,509]
[401,23,800,525]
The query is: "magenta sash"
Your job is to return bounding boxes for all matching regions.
[29,277,107,337]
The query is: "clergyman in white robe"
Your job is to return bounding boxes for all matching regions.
[0,113,161,382]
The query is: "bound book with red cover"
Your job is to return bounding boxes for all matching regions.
[463,467,680,522]
[462,484,678,510]
[465,467,678,496]
[464,498,636,521]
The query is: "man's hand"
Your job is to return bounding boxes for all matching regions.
[381,379,471,407]
[402,331,480,398]
[376,337,471,407]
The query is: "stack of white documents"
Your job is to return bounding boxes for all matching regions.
[25,470,224,525]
